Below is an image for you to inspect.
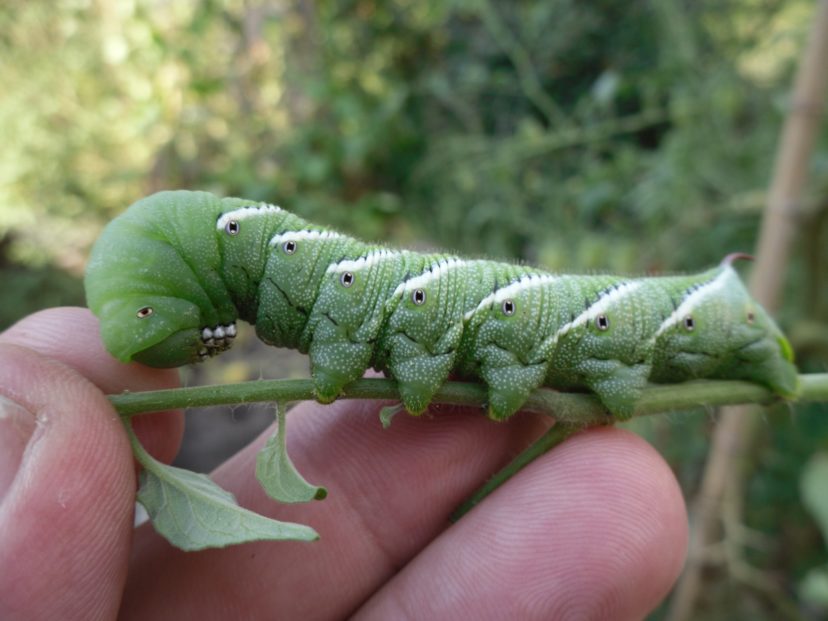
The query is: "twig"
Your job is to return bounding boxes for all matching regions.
[110,374,828,419]
[474,0,566,127]
[420,106,673,177]
[449,423,581,522]
[110,374,828,530]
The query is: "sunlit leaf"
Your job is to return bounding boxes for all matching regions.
[801,452,828,544]
[799,565,828,608]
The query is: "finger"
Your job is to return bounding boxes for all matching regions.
[0,345,136,620]
[1,307,183,462]
[120,397,620,619]
[356,427,688,620]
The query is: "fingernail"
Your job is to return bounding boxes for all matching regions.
[0,395,38,502]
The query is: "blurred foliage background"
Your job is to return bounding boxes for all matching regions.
[1,1,827,618]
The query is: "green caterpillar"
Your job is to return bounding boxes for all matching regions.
[85,190,799,420]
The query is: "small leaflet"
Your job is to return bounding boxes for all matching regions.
[136,457,318,551]
[256,402,328,503]
[379,403,406,429]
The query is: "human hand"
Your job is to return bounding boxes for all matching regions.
[0,307,687,620]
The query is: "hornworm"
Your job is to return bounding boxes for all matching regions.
[85,191,799,420]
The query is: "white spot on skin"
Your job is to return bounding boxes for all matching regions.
[216,203,283,231]
[655,269,731,337]
[555,280,643,337]
[394,258,466,298]
[326,249,402,274]
[269,230,344,246]
[464,273,559,321]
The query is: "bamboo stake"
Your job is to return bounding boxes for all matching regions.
[667,3,828,620]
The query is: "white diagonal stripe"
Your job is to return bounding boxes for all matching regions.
[269,229,344,246]
[554,280,642,337]
[463,273,559,321]
[216,203,283,230]
[654,269,730,337]
[393,258,467,298]
[326,249,401,274]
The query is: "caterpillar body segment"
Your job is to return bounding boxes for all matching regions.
[85,191,799,421]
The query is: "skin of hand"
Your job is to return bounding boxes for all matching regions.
[0,307,687,621]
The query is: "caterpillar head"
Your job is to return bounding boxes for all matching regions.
[85,191,239,368]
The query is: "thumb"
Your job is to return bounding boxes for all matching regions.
[0,344,135,621]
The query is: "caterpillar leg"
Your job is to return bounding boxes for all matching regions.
[577,360,651,420]
[478,345,547,421]
[384,323,463,415]
[389,351,456,415]
[309,317,373,403]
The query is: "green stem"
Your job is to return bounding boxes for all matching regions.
[449,423,581,522]
[122,416,159,473]
[112,374,828,524]
[109,373,828,425]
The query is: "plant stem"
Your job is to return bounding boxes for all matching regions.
[449,423,581,521]
[110,374,828,422]
[112,374,828,534]
[122,416,157,472]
